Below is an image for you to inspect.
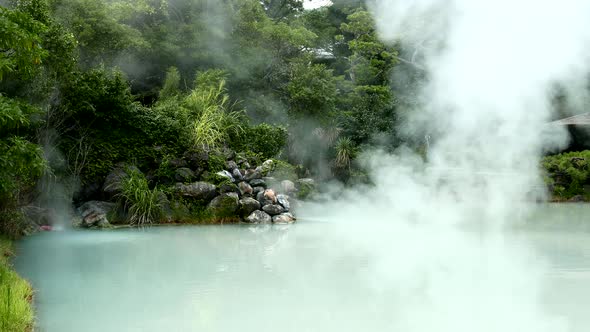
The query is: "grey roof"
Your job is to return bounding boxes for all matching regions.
[550,113,590,125]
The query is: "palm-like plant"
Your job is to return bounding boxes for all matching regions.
[334,137,357,170]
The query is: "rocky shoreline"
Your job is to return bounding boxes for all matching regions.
[72,153,316,229]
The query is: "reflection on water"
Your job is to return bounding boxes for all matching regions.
[13,205,590,332]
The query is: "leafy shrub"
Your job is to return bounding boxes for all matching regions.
[116,168,163,225]
[207,152,226,172]
[542,151,590,199]
[230,123,287,160]
[0,137,46,204]
[270,159,298,181]
[159,66,181,100]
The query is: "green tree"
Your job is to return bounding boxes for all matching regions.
[261,0,304,21]
[0,6,47,79]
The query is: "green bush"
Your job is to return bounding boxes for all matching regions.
[230,123,287,160]
[116,168,163,225]
[207,152,226,173]
[542,151,590,200]
[270,159,298,181]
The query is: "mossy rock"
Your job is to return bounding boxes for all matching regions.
[207,193,239,217]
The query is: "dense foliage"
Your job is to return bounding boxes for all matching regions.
[543,151,590,200]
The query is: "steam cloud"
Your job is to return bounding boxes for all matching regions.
[300,1,590,331]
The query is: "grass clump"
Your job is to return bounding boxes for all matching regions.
[117,168,163,225]
[0,237,34,332]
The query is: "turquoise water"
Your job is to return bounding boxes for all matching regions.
[13,205,590,332]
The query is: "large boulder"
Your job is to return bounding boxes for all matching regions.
[22,206,55,225]
[244,169,262,181]
[175,182,217,201]
[239,197,261,217]
[232,168,244,181]
[264,189,277,203]
[252,186,265,197]
[184,150,209,169]
[208,193,239,216]
[256,189,276,207]
[102,166,140,197]
[238,182,253,197]
[249,178,266,188]
[226,160,238,171]
[174,167,195,182]
[77,201,116,228]
[262,204,284,216]
[245,210,272,224]
[276,194,290,211]
[280,180,296,194]
[262,159,275,175]
[168,158,188,169]
[219,182,240,194]
[295,178,316,199]
[216,170,235,183]
[272,212,296,224]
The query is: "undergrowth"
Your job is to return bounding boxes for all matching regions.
[0,237,34,332]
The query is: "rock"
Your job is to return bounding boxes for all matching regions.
[264,189,277,203]
[22,206,56,226]
[256,189,278,207]
[280,180,296,194]
[223,148,236,161]
[239,197,261,217]
[252,186,265,196]
[219,183,239,194]
[569,195,586,202]
[169,158,188,168]
[232,168,244,181]
[73,181,102,203]
[158,192,173,222]
[262,159,274,175]
[102,166,140,197]
[295,178,316,199]
[276,194,290,211]
[208,193,239,216]
[296,178,315,188]
[249,178,266,188]
[226,160,238,171]
[262,204,284,216]
[184,150,209,169]
[175,182,217,201]
[255,166,263,173]
[174,167,195,182]
[244,169,262,181]
[238,182,253,196]
[245,210,272,224]
[242,161,251,170]
[77,201,116,228]
[272,212,296,224]
[216,170,235,183]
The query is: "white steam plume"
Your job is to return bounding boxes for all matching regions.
[300,1,590,331]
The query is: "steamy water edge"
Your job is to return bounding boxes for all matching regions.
[13,204,590,332]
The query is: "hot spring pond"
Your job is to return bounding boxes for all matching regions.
[13,204,590,332]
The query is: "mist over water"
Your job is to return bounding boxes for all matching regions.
[302,1,590,331]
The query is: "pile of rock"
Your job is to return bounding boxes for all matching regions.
[75,156,315,228]
[176,158,313,225]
